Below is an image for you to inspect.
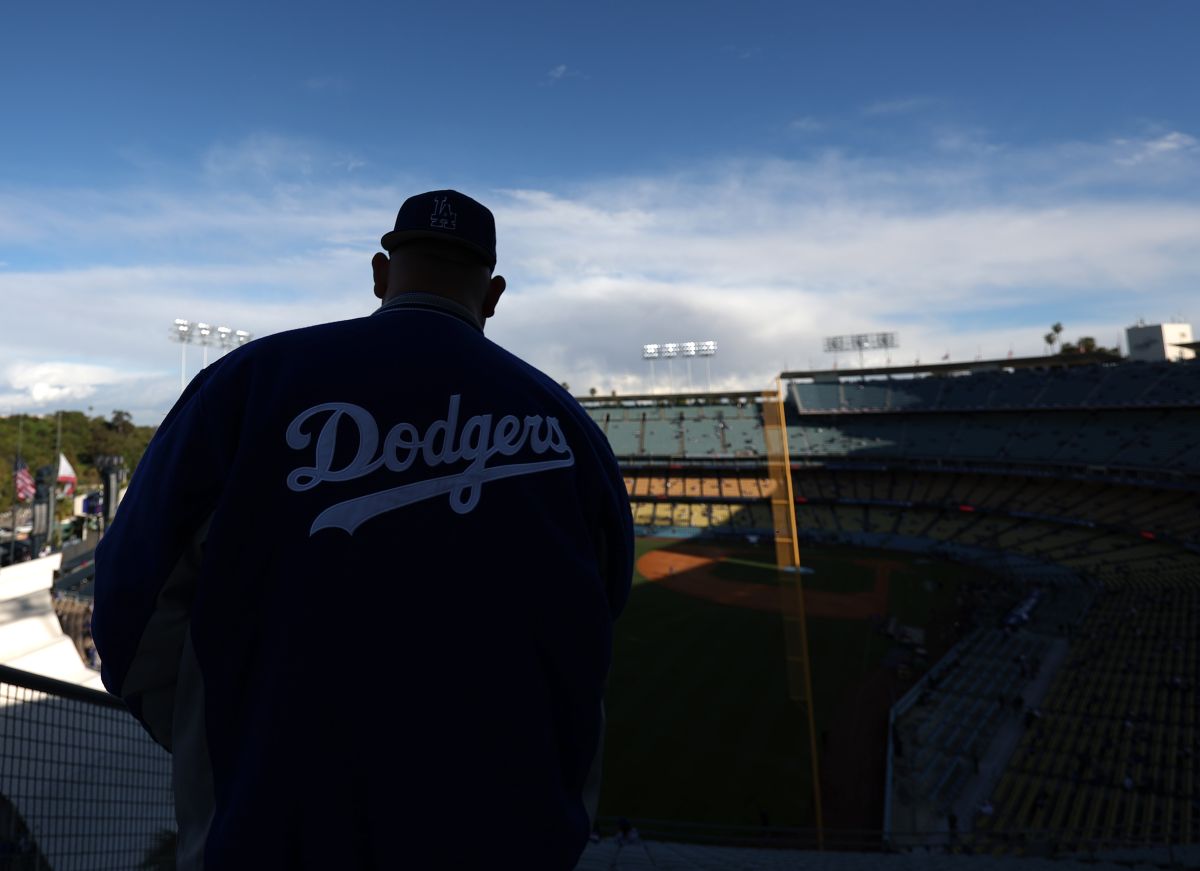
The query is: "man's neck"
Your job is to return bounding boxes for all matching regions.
[377,291,484,331]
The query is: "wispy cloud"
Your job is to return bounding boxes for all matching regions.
[1114,131,1199,166]
[545,64,583,85]
[202,133,368,182]
[788,116,825,134]
[862,96,937,117]
[1,129,1197,420]
[204,133,317,180]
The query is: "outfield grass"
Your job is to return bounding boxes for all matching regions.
[598,536,972,828]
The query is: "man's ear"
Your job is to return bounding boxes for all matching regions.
[372,252,390,300]
[483,274,506,319]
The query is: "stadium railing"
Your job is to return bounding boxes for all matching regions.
[598,817,1197,864]
[0,663,175,870]
[3,655,1195,868]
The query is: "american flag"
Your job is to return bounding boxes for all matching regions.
[13,459,35,502]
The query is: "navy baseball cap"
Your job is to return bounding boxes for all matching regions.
[381,190,497,268]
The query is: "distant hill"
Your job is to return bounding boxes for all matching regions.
[0,411,156,508]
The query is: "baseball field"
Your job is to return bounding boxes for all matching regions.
[596,535,977,831]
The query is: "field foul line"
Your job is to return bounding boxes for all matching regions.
[721,557,786,571]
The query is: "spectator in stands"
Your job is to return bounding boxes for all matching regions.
[615,818,641,845]
[92,191,634,871]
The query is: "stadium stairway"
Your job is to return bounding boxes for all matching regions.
[0,555,104,691]
[954,638,1071,832]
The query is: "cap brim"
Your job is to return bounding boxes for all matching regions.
[380,229,494,266]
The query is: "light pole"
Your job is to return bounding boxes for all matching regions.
[662,342,679,393]
[698,340,717,391]
[169,319,194,392]
[641,344,660,394]
[823,333,899,372]
[172,321,254,393]
[196,322,214,368]
[681,341,696,391]
[216,326,254,356]
[643,339,718,394]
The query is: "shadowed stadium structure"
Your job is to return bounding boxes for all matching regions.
[2,351,1199,868]
[577,352,1200,865]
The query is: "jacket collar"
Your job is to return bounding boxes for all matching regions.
[373,292,483,332]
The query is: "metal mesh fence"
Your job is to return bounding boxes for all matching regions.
[0,665,175,870]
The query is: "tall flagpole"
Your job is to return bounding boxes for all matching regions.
[9,416,22,565]
[50,411,62,551]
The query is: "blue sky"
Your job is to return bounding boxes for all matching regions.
[2,0,1198,420]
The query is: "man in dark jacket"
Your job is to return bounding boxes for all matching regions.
[92,190,633,870]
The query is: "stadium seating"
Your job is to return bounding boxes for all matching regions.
[975,579,1200,848]
[607,361,1199,853]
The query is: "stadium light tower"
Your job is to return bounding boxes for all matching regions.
[681,341,697,391]
[195,322,214,368]
[215,326,254,356]
[641,343,660,394]
[824,332,899,371]
[698,340,717,391]
[661,342,679,393]
[169,319,194,392]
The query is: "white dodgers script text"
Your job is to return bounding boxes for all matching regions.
[285,395,575,534]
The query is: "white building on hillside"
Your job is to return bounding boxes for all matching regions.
[1125,321,1195,362]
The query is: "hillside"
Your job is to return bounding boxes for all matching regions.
[0,411,156,508]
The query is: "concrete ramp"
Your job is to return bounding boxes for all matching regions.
[0,555,105,691]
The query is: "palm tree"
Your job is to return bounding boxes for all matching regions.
[1044,322,1064,354]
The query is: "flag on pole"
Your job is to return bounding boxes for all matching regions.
[57,453,77,497]
[13,458,35,502]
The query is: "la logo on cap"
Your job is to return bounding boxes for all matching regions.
[431,195,457,230]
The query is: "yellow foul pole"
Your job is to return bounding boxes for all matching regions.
[762,379,824,848]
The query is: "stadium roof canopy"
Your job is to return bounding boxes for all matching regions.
[780,350,1122,381]
[577,388,772,407]
[1172,340,1200,352]
[576,350,1126,406]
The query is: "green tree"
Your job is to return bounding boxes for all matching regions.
[0,411,156,515]
[1043,322,1064,354]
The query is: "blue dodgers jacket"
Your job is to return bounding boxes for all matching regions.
[92,299,633,871]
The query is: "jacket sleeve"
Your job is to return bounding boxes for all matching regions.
[91,367,234,742]
[594,426,634,621]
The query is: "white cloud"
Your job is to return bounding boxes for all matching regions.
[201,133,369,182]
[862,96,936,117]
[1114,131,1199,166]
[0,362,147,410]
[0,129,1197,420]
[545,64,586,85]
[789,116,825,134]
[203,133,316,179]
